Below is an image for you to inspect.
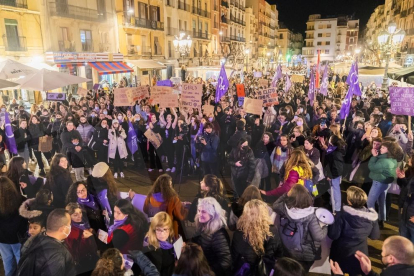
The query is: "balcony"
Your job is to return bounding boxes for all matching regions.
[213,22,219,29]
[193,30,210,40]
[213,4,218,11]
[49,2,107,22]
[124,16,164,31]
[230,35,245,42]
[81,40,93,52]
[178,1,190,11]
[401,10,407,17]
[221,0,229,8]
[220,36,230,42]
[166,27,180,36]
[221,16,228,24]
[166,0,175,7]
[141,47,152,56]
[192,7,210,18]
[58,40,76,52]
[2,35,26,51]
[0,0,27,9]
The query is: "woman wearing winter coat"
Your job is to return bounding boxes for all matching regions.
[132,113,148,168]
[232,199,284,275]
[328,186,380,276]
[159,109,178,173]
[367,140,398,227]
[28,115,46,176]
[254,132,276,191]
[44,153,72,209]
[397,154,414,243]
[108,119,128,178]
[14,119,31,165]
[273,184,328,272]
[228,137,256,198]
[19,189,54,224]
[199,122,220,176]
[192,197,231,276]
[269,134,293,185]
[91,118,109,163]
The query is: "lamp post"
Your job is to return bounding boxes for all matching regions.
[244,49,249,72]
[173,32,193,66]
[377,21,405,90]
[354,48,361,62]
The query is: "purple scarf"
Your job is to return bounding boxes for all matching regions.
[108,217,128,236]
[78,194,99,211]
[326,145,337,154]
[72,219,91,231]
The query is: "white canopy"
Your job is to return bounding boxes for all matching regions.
[0,59,38,79]
[127,60,166,69]
[0,79,19,89]
[15,69,90,91]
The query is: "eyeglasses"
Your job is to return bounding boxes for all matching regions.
[77,189,86,195]
[155,228,170,233]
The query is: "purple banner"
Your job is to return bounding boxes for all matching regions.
[93,83,101,90]
[389,87,414,116]
[46,93,66,101]
[4,112,17,154]
[156,80,173,87]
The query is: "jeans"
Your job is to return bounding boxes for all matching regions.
[0,243,21,276]
[18,144,30,165]
[367,180,391,221]
[330,176,342,212]
[73,167,86,181]
[32,148,45,170]
[399,220,414,244]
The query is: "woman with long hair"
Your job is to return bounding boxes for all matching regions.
[173,243,215,276]
[147,113,163,172]
[44,153,72,208]
[269,134,293,185]
[6,156,29,192]
[28,115,46,176]
[132,113,148,168]
[262,150,312,197]
[144,174,188,238]
[397,153,414,243]
[66,181,106,232]
[290,126,306,148]
[254,132,276,191]
[160,109,178,172]
[92,118,109,163]
[107,199,148,254]
[108,119,128,178]
[142,212,176,276]
[0,176,27,276]
[231,199,283,275]
[188,174,229,222]
[273,184,327,272]
[192,197,231,275]
[92,248,126,276]
[65,202,99,275]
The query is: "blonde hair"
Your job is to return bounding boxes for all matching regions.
[195,197,227,235]
[145,212,174,250]
[284,150,312,180]
[236,199,273,254]
[346,186,368,208]
[329,124,342,138]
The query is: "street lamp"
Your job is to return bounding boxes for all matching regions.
[173,32,192,65]
[377,20,405,90]
[244,49,250,72]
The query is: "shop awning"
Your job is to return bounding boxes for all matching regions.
[126,60,166,70]
[88,62,133,75]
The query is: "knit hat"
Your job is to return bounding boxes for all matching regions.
[112,119,119,125]
[92,162,109,178]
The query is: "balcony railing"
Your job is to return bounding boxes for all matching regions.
[2,35,27,51]
[58,40,76,52]
[193,30,210,40]
[166,27,180,36]
[178,1,190,11]
[221,36,230,42]
[49,2,107,22]
[230,35,245,42]
[81,40,93,52]
[213,22,219,28]
[124,15,164,31]
[0,0,27,8]
[401,10,407,17]
[141,47,152,55]
[221,16,228,24]
[192,7,210,18]
[166,0,175,7]
[221,0,228,8]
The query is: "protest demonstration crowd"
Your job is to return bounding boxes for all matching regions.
[1,61,414,276]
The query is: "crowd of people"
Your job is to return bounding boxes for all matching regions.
[0,68,414,276]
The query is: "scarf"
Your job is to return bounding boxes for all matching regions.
[72,219,91,231]
[326,145,337,154]
[144,237,174,250]
[78,194,99,211]
[108,216,128,236]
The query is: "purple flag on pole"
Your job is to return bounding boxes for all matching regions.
[308,70,315,106]
[272,65,282,87]
[319,65,329,96]
[284,74,292,93]
[4,112,17,154]
[215,64,229,103]
[156,80,173,87]
[339,87,354,120]
[126,120,138,155]
[346,62,361,96]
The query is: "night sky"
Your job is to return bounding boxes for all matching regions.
[270,0,385,35]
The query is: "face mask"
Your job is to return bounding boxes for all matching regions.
[296,121,303,126]
[118,116,123,121]
[95,107,99,110]
[15,110,19,114]
[103,111,108,115]
[72,142,79,146]
[286,110,290,114]
[208,117,213,122]
[1,108,5,112]
[63,225,71,238]
[91,114,96,117]
[299,108,303,113]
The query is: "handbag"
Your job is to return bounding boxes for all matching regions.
[38,136,53,153]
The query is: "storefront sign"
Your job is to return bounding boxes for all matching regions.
[45,52,116,63]
[46,92,66,101]
[255,87,279,106]
[243,98,263,116]
[389,87,414,116]
[181,83,203,108]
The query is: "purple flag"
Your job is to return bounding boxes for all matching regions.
[272,65,282,87]
[215,64,229,103]
[346,62,361,96]
[284,74,292,93]
[156,80,173,87]
[319,65,329,96]
[308,70,315,106]
[339,87,353,120]
[126,120,138,155]
[4,112,17,154]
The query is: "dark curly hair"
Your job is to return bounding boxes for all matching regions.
[91,248,125,276]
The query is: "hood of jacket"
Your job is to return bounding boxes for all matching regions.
[286,205,316,220]
[19,198,42,219]
[342,205,378,222]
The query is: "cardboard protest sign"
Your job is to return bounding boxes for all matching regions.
[202,105,215,115]
[150,86,173,104]
[77,87,88,97]
[243,98,263,116]
[144,129,163,149]
[256,87,279,106]
[159,94,179,109]
[113,88,131,106]
[389,87,414,116]
[236,84,245,97]
[291,75,305,83]
[141,75,150,86]
[170,77,181,85]
[114,87,149,106]
[258,79,269,88]
[181,83,203,108]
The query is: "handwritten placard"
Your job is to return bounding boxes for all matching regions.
[77,87,88,97]
[202,105,215,115]
[258,79,269,88]
[243,98,263,116]
[256,87,279,106]
[291,75,305,83]
[114,87,149,106]
[181,83,203,108]
[170,77,181,85]
[159,94,179,108]
[389,87,414,116]
[144,129,163,149]
[141,75,150,86]
[150,86,173,104]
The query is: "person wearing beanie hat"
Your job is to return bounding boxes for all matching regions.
[92,162,109,178]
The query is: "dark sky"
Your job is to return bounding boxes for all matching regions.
[270,0,385,35]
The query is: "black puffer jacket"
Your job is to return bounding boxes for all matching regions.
[17,232,76,276]
[273,194,327,262]
[231,225,284,274]
[324,148,345,179]
[45,170,72,209]
[228,146,256,183]
[192,227,231,275]
[328,205,380,276]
